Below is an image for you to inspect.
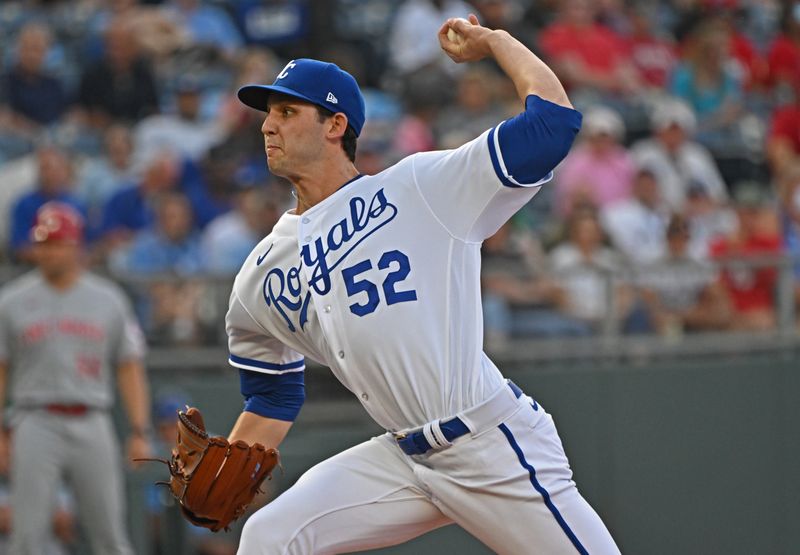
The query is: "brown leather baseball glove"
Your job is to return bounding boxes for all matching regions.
[164,407,279,532]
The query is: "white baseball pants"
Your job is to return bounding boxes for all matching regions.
[238,385,620,554]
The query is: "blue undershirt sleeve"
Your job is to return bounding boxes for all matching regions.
[239,368,305,422]
[492,95,583,186]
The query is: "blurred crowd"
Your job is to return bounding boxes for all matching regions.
[1,0,800,351]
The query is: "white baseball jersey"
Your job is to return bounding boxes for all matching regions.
[227,125,551,432]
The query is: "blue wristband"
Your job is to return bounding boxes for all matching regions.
[239,368,305,422]
[492,95,582,186]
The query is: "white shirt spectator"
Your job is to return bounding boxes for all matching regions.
[601,198,669,266]
[200,211,261,275]
[388,0,473,74]
[549,244,620,323]
[134,114,223,164]
[631,138,728,210]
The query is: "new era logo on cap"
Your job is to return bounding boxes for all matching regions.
[237,58,366,136]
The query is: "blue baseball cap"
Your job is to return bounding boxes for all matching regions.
[238,58,366,136]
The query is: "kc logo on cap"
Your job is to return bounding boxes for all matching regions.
[237,58,366,137]
[276,61,297,80]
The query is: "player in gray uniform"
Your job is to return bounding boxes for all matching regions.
[0,202,153,555]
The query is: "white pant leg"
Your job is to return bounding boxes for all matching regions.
[64,413,134,555]
[412,400,620,555]
[238,435,452,555]
[9,412,64,555]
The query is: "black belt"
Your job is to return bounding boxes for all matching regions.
[395,381,524,456]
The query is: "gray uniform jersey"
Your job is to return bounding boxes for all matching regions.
[0,271,145,409]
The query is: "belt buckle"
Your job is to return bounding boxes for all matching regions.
[394,432,407,440]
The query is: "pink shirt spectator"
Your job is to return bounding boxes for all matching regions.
[556,145,636,216]
[554,106,635,217]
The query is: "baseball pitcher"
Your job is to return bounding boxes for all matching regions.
[165,15,621,554]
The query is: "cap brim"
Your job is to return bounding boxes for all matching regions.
[237,84,319,112]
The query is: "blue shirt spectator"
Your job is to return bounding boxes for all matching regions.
[8,147,86,260]
[1,23,69,127]
[111,191,205,276]
[119,228,205,275]
[201,185,282,274]
[163,0,243,55]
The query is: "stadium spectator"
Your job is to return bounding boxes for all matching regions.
[233,0,309,53]
[765,1,800,97]
[391,69,443,157]
[549,210,634,332]
[683,179,738,261]
[636,213,732,336]
[718,7,768,91]
[623,3,678,91]
[482,220,589,348]
[8,146,84,262]
[110,192,209,345]
[669,16,746,155]
[77,18,160,127]
[775,163,800,309]
[471,0,534,47]
[0,22,68,130]
[601,166,670,266]
[434,66,509,148]
[96,151,181,260]
[134,77,227,164]
[110,191,204,276]
[87,0,189,61]
[388,0,473,76]
[710,184,783,331]
[161,0,244,57]
[201,182,283,275]
[766,82,800,177]
[538,0,641,99]
[631,98,728,210]
[555,105,636,217]
[75,124,137,228]
[214,49,279,147]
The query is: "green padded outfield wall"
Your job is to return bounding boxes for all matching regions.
[131,353,800,555]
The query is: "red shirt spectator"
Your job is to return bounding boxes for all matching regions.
[711,234,781,313]
[540,22,627,76]
[769,104,800,155]
[538,0,637,94]
[729,31,767,89]
[767,96,800,175]
[766,2,800,92]
[623,4,676,89]
[710,189,782,330]
[767,34,800,90]
[626,34,676,89]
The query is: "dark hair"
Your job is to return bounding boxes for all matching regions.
[666,214,690,237]
[315,105,357,162]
